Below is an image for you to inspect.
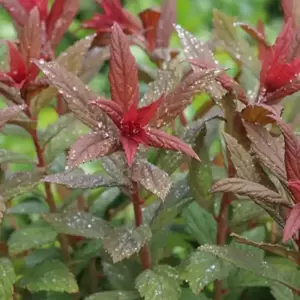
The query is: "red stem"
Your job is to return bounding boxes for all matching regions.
[131,181,151,270]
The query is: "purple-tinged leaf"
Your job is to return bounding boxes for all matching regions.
[244,123,287,183]
[155,0,176,49]
[0,0,27,25]
[151,69,221,127]
[283,202,300,242]
[0,82,23,104]
[20,7,41,68]
[44,211,112,239]
[231,233,300,264]
[67,132,118,169]
[43,169,120,189]
[103,225,151,263]
[211,177,291,206]
[130,159,172,200]
[282,0,300,28]
[34,60,115,132]
[109,23,139,111]
[0,104,26,130]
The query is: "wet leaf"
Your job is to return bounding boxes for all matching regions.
[18,260,78,293]
[282,0,300,28]
[103,225,152,263]
[0,258,16,300]
[20,7,41,68]
[130,159,172,200]
[44,211,112,239]
[0,82,23,104]
[67,132,118,169]
[43,169,120,189]
[183,202,217,245]
[85,291,141,300]
[109,23,139,111]
[0,171,42,201]
[222,132,260,182]
[197,244,300,292]
[0,0,27,25]
[44,118,88,163]
[0,149,33,164]
[283,202,300,242]
[244,123,286,182]
[136,265,181,300]
[0,105,26,130]
[35,60,113,132]
[212,177,290,205]
[179,247,234,294]
[7,201,48,215]
[231,233,300,264]
[8,225,57,255]
[188,124,213,211]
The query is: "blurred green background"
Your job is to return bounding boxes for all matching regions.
[0,0,284,171]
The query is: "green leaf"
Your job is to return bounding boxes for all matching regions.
[188,125,214,211]
[24,248,61,267]
[179,248,234,294]
[0,149,33,164]
[18,260,78,293]
[7,200,49,214]
[136,265,181,300]
[44,118,88,163]
[103,225,152,263]
[183,202,217,245]
[180,288,209,300]
[102,260,141,290]
[0,258,16,300]
[8,225,57,255]
[44,211,112,239]
[85,291,141,300]
[271,283,300,300]
[0,171,43,201]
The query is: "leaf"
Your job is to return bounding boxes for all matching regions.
[136,265,181,300]
[7,200,48,215]
[244,123,287,182]
[188,124,213,211]
[34,60,114,132]
[18,260,78,293]
[0,149,33,164]
[0,82,23,104]
[8,225,57,255]
[130,159,172,200]
[31,35,95,114]
[109,23,139,111]
[196,244,300,292]
[44,211,112,239]
[0,196,5,224]
[179,248,234,294]
[102,260,141,290]
[282,0,300,28]
[0,171,42,201]
[66,132,118,169]
[152,69,221,127]
[24,248,61,268]
[180,288,209,300]
[222,132,260,182]
[20,7,41,68]
[0,105,26,129]
[85,291,141,300]
[0,0,27,25]
[43,169,120,189]
[212,9,259,72]
[231,233,300,264]
[283,202,300,242]
[0,258,16,300]
[155,0,176,49]
[212,178,290,205]
[183,202,217,245]
[103,225,152,263]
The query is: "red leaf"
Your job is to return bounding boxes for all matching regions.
[288,181,300,203]
[277,120,300,182]
[67,132,118,169]
[239,22,269,49]
[47,0,80,48]
[282,0,300,28]
[136,94,164,126]
[283,202,300,242]
[7,42,27,86]
[256,20,269,61]
[120,135,139,167]
[155,0,176,49]
[109,23,139,112]
[145,127,199,160]
[138,8,161,52]
[18,0,47,18]
[0,0,28,25]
